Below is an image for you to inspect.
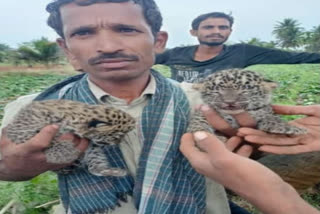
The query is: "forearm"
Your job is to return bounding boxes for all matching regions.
[221,156,319,214]
[251,182,319,214]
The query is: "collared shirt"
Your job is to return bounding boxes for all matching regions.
[87,75,156,178]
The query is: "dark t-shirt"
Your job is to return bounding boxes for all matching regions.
[155,44,320,82]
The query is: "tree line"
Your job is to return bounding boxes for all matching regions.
[0,18,319,67]
[242,18,320,52]
[0,37,62,67]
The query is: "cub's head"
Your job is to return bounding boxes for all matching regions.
[76,105,136,144]
[193,69,277,114]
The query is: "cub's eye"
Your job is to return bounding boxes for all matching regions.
[88,119,113,128]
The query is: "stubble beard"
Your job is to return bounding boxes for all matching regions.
[198,36,229,46]
[199,39,227,46]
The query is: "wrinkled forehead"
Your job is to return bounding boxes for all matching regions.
[59,1,150,32]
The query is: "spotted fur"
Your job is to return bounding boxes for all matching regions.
[6,99,136,176]
[188,68,307,136]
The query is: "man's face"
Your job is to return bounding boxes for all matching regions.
[58,2,166,83]
[191,18,232,46]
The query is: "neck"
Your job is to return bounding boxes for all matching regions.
[89,73,151,104]
[194,44,224,61]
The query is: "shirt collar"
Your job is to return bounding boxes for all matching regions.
[87,74,156,103]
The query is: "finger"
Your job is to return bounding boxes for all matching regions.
[180,133,211,167]
[259,145,312,154]
[194,131,226,155]
[180,133,202,159]
[200,105,236,136]
[225,136,243,151]
[244,134,299,146]
[22,125,59,153]
[237,127,268,137]
[272,105,320,117]
[0,128,10,148]
[290,116,320,126]
[235,145,253,157]
[58,133,78,143]
[75,138,89,152]
[232,112,256,128]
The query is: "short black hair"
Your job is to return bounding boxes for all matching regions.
[191,12,234,30]
[46,0,163,38]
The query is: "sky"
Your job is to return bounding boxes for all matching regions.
[1,0,319,48]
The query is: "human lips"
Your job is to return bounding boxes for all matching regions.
[93,58,136,69]
[206,34,224,39]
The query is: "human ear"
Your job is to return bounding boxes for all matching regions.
[154,31,168,54]
[190,29,198,37]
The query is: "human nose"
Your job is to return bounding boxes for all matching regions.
[95,30,123,53]
[211,27,221,34]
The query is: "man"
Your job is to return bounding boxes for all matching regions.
[0,1,319,214]
[155,12,320,82]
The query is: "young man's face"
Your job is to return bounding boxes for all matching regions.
[191,18,232,46]
[58,1,166,83]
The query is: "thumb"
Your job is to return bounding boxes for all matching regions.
[22,124,59,153]
[194,131,226,155]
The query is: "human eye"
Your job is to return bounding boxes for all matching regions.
[70,28,95,38]
[219,26,229,30]
[115,25,141,34]
[203,25,213,30]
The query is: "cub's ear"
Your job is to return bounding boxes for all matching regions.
[262,79,278,91]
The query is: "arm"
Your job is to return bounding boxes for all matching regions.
[0,95,88,181]
[0,126,88,181]
[243,44,320,65]
[180,132,320,214]
[237,105,320,154]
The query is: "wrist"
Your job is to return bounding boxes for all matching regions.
[0,160,33,181]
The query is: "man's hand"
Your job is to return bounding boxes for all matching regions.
[0,125,88,181]
[237,105,320,154]
[200,104,255,157]
[180,132,248,180]
[180,131,320,214]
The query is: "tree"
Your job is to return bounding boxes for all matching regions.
[272,18,304,49]
[0,43,11,63]
[303,25,320,53]
[242,37,277,49]
[16,37,60,67]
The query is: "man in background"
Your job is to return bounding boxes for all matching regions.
[155,12,320,82]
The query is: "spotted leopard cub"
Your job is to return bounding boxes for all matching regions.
[188,68,307,137]
[6,99,136,177]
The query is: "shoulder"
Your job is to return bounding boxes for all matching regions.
[167,45,197,54]
[178,82,204,109]
[226,43,252,50]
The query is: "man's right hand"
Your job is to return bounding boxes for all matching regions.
[0,125,88,181]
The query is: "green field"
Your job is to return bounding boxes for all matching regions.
[0,64,319,213]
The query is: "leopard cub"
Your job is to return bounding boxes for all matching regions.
[188,68,307,137]
[6,99,136,177]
